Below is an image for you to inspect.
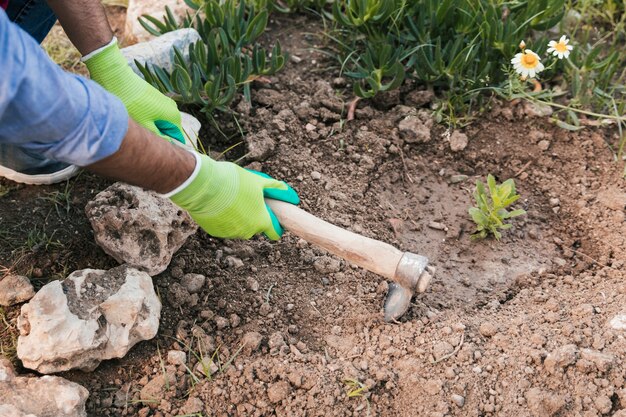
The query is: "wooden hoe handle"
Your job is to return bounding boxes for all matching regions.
[266,199,430,291]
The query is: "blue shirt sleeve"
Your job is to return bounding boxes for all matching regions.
[0,8,128,166]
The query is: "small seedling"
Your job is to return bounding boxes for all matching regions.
[468,174,526,240]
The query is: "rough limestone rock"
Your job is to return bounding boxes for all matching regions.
[125,0,194,43]
[17,265,161,373]
[0,275,35,306]
[0,359,88,417]
[85,183,197,276]
[122,29,201,77]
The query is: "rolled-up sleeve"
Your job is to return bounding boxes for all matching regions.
[0,8,128,166]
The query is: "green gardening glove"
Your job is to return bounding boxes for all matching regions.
[169,153,300,240]
[83,38,187,145]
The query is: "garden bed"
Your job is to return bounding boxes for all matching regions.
[1,12,625,417]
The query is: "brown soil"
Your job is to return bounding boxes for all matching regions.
[2,13,626,417]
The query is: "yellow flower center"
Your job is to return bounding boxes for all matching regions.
[555,41,568,53]
[521,53,538,69]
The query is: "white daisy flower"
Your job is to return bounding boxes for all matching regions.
[547,35,573,59]
[510,49,545,79]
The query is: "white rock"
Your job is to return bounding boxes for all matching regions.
[125,0,195,43]
[449,130,468,152]
[167,350,186,366]
[398,115,431,143]
[123,29,201,77]
[0,275,34,306]
[0,359,88,416]
[17,265,161,373]
[610,314,626,331]
[85,183,198,276]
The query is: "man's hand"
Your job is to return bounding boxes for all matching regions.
[168,153,300,240]
[83,39,188,145]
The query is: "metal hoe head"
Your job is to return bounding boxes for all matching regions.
[384,253,434,322]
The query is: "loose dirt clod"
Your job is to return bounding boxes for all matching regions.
[0,275,34,307]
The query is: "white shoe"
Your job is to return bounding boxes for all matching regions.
[0,164,80,185]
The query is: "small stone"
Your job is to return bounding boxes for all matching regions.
[313,256,341,274]
[267,381,291,403]
[311,171,322,181]
[214,316,229,330]
[451,394,465,407]
[140,373,176,408]
[479,322,497,337]
[0,275,35,306]
[433,341,454,361]
[538,140,551,151]
[525,102,554,117]
[268,332,285,349]
[259,303,272,316]
[427,221,447,231]
[449,130,468,152]
[229,314,241,328]
[242,332,263,354]
[167,350,186,366]
[579,348,614,372]
[194,358,219,377]
[246,277,260,292]
[180,397,204,415]
[398,115,431,143]
[609,314,626,331]
[286,303,295,311]
[181,273,205,294]
[305,123,316,132]
[544,344,578,373]
[549,198,560,207]
[449,175,468,184]
[225,256,244,268]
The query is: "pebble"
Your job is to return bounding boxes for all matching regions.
[246,277,260,292]
[241,332,264,354]
[427,221,448,231]
[259,303,272,316]
[225,256,244,268]
[449,130,468,152]
[268,332,285,349]
[451,394,465,407]
[166,350,186,366]
[609,314,626,331]
[479,322,497,337]
[313,256,341,274]
[311,171,322,180]
[538,140,551,151]
[229,314,241,328]
[181,273,205,294]
[305,123,316,131]
[549,198,560,207]
[0,274,35,306]
[433,341,454,361]
[214,316,229,330]
[285,303,295,311]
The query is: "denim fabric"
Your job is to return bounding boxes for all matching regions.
[5,0,56,42]
[0,9,129,171]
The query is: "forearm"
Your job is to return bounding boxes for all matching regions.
[86,119,195,194]
[45,0,112,55]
